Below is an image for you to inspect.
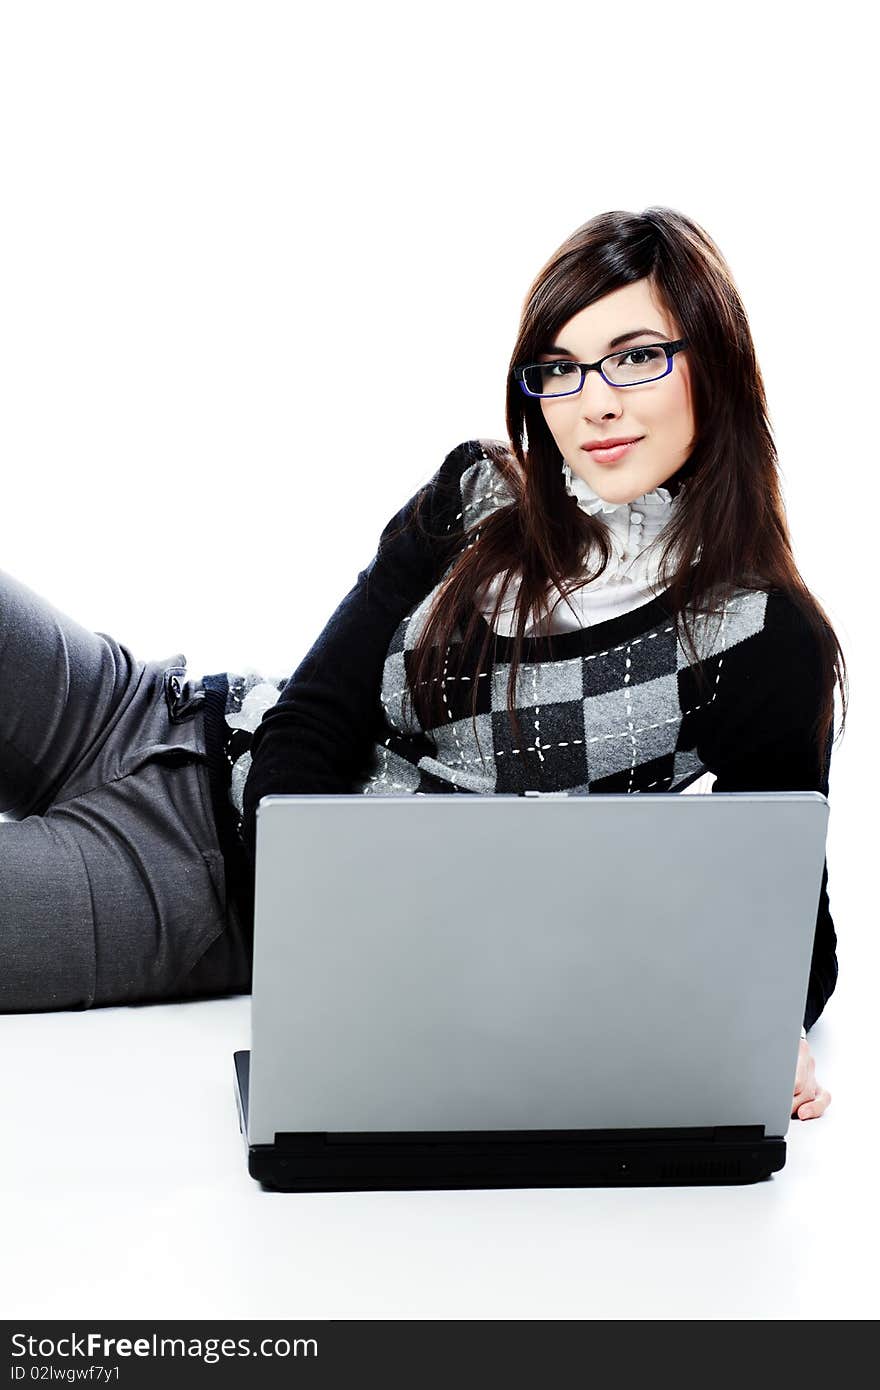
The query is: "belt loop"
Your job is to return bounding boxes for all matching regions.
[164,666,206,723]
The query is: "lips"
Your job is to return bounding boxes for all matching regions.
[582,437,643,466]
[582,435,643,451]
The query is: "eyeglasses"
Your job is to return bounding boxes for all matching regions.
[514,338,689,398]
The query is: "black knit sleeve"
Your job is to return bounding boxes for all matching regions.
[695,588,838,1033]
[239,439,480,871]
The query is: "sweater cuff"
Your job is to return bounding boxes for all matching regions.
[800,1025,808,1040]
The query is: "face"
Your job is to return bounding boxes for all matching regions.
[537,278,696,504]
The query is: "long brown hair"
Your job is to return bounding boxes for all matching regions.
[402,207,847,774]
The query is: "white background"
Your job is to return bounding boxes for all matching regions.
[0,0,875,1321]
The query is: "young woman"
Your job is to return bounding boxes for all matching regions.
[1,207,847,1121]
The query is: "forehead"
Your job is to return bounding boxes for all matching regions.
[553,280,673,350]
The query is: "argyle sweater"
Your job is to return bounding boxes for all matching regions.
[201,439,838,1031]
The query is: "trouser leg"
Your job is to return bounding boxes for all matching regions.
[0,813,97,1010]
[0,566,137,818]
[0,758,240,1013]
[1,567,250,1011]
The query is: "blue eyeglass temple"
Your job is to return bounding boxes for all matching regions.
[514,338,689,396]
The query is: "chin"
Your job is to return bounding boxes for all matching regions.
[589,475,648,502]
[593,469,664,501]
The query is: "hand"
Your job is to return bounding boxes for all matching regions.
[791,1038,832,1120]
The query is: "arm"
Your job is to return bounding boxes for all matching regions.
[695,588,838,1034]
[239,439,478,870]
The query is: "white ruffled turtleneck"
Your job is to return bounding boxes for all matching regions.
[477,458,684,636]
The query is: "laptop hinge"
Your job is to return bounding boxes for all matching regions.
[270,1124,766,1153]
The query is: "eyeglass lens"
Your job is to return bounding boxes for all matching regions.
[523,344,670,396]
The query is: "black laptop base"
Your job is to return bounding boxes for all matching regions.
[233,1051,786,1192]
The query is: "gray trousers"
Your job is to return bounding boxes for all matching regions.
[1,566,251,1012]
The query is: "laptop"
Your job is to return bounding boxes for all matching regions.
[233,790,829,1191]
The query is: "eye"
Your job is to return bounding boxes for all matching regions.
[616,346,664,367]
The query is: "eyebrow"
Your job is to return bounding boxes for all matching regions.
[540,327,667,357]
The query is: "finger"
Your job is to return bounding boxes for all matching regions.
[791,1088,818,1117]
[793,1044,816,1095]
[791,1080,818,1106]
[797,1085,831,1119]
[800,1086,830,1118]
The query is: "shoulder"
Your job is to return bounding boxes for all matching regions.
[441,437,519,533]
[690,583,827,716]
[371,438,515,580]
[756,587,830,701]
[693,585,833,791]
[732,585,826,667]
[686,583,822,662]
[416,437,519,539]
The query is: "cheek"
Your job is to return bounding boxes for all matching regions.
[540,403,573,449]
[647,376,691,432]
[670,362,694,423]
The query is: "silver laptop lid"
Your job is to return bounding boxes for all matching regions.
[247,793,829,1144]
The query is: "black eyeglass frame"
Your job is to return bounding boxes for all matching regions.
[514,338,689,397]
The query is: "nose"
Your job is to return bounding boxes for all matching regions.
[579,368,622,420]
